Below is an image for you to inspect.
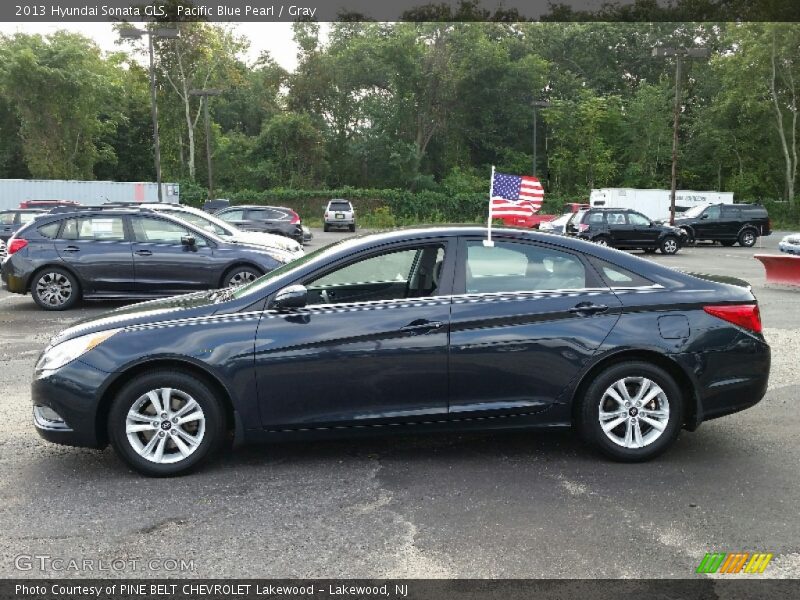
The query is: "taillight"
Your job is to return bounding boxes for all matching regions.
[578,223,590,232]
[8,238,28,254]
[703,304,762,334]
[324,212,329,218]
[289,211,300,224]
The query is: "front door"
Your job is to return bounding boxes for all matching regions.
[54,215,135,294]
[627,211,660,246]
[129,216,217,294]
[254,241,453,429]
[449,237,622,417]
[694,205,723,239]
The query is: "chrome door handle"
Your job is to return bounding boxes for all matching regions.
[62,246,80,253]
[135,250,153,256]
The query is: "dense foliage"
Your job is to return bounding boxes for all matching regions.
[1,17,799,224]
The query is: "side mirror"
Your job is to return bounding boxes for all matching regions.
[181,235,196,247]
[701,213,709,220]
[270,285,308,310]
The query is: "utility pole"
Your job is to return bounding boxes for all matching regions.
[120,27,180,203]
[652,46,710,224]
[190,89,222,200]
[532,100,550,178]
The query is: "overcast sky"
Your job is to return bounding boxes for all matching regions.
[0,22,311,71]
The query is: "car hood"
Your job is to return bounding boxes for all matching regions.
[47,290,222,347]
[780,233,800,243]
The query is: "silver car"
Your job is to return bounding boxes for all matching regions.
[778,233,800,255]
[323,200,356,232]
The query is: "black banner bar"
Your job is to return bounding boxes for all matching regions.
[2,580,800,600]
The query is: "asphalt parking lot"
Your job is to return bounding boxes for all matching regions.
[0,228,798,579]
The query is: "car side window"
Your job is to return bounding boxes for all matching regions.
[131,217,206,246]
[218,209,245,222]
[628,212,651,226]
[19,213,39,225]
[306,245,446,305]
[465,240,587,293]
[607,212,627,225]
[704,205,721,219]
[592,258,654,287]
[1,213,15,225]
[721,206,740,218]
[587,212,605,224]
[61,217,125,241]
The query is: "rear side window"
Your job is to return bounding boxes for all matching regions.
[218,209,245,222]
[606,212,627,225]
[740,206,767,218]
[62,217,125,241]
[592,258,654,287]
[38,222,61,239]
[465,240,587,293]
[19,212,39,225]
[0,213,14,225]
[587,212,605,224]
[721,205,741,218]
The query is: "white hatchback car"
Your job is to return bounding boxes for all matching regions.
[137,203,304,259]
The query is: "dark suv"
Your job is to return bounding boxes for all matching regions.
[1,209,47,242]
[566,208,687,254]
[672,203,771,247]
[1,208,291,310]
[215,205,304,244]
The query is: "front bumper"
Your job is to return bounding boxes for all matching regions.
[32,359,111,448]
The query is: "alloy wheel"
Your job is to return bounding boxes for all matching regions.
[228,270,258,287]
[741,231,755,246]
[662,238,678,254]
[125,388,206,464]
[597,377,670,449]
[35,272,73,307]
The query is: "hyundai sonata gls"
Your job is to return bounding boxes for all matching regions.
[31,227,770,476]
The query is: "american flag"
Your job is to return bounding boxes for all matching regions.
[490,172,544,218]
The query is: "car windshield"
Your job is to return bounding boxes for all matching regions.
[681,204,712,218]
[160,209,231,237]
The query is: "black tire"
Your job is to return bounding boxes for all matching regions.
[323,224,330,232]
[349,224,356,232]
[31,267,81,311]
[643,248,657,254]
[660,236,680,255]
[577,361,683,462]
[108,370,225,477]
[222,265,262,288]
[593,235,611,247]
[720,240,736,247]
[738,229,757,247]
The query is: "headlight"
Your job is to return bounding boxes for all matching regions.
[36,329,121,372]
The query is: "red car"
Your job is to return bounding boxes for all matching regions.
[19,200,81,209]
[496,202,589,229]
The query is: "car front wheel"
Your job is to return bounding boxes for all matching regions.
[578,361,682,462]
[31,267,80,310]
[660,236,680,254]
[108,370,225,477]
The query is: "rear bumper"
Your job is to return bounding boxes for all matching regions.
[325,218,355,226]
[1,259,28,293]
[673,335,770,425]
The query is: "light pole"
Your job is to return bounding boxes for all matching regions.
[652,46,710,224]
[120,27,179,203]
[532,100,550,178]
[190,89,222,200]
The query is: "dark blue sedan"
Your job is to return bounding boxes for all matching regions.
[29,226,770,476]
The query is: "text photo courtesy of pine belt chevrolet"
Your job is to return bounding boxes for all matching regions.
[1,208,293,310]
[28,227,769,477]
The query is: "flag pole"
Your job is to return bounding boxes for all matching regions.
[484,165,495,247]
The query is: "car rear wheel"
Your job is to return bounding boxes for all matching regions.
[593,235,611,247]
[660,236,680,255]
[222,266,262,288]
[31,267,80,311]
[578,361,682,462]
[108,370,225,477]
[738,229,757,247]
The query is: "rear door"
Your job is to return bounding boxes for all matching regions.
[54,216,135,294]
[449,237,622,417]
[129,216,219,294]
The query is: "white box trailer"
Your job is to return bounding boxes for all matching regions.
[589,188,734,221]
[0,179,180,211]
